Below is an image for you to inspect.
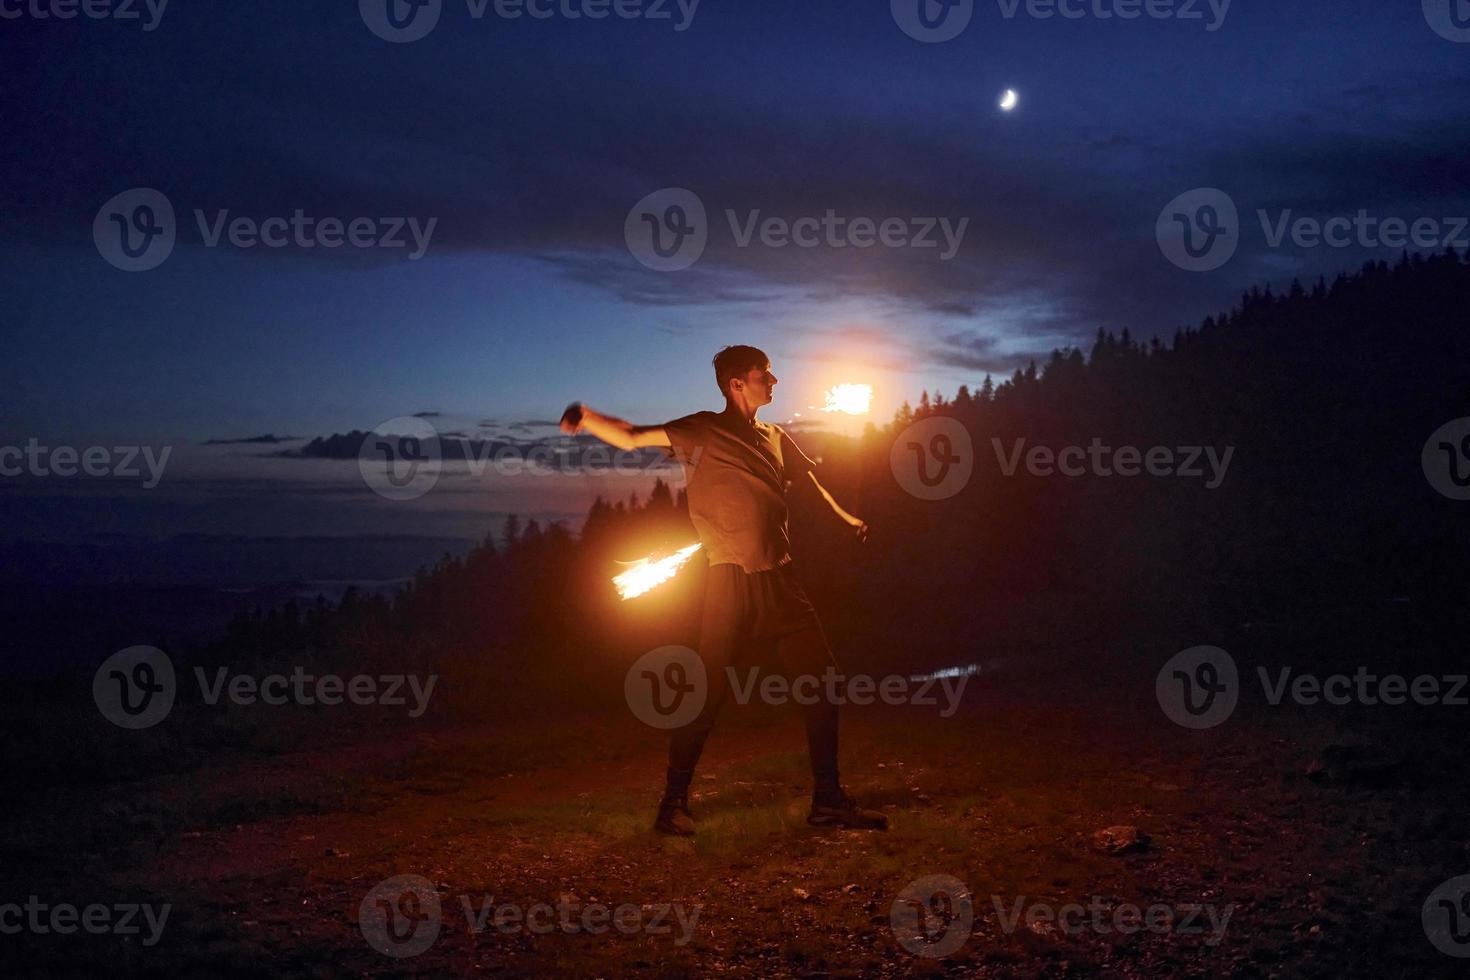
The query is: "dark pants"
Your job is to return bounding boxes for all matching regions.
[665,562,841,801]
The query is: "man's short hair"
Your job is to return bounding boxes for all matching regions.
[712,345,769,397]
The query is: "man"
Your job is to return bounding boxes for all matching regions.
[560,345,887,835]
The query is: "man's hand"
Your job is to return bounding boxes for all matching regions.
[559,402,585,435]
[555,404,670,449]
[807,471,869,542]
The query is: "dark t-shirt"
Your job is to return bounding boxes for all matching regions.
[663,410,817,572]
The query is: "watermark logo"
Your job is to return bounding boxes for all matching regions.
[94,188,176,272]
[625,188,707,272]
[625,189,969,270]
[1424,0,1470,42]
[992,894,1234,944]
[360,0,442,42]
[1424,875,1470,957]
[1157,188,1238,272]
[726,666,971,717]
[95,188,437,270]
[1259,209,1469,252]
[93,645,176,730]
[727,210,968,259]
[359,874,442,958]
[995,0,1230,31]
[361,0,698,41]
[1161,189,1470,271]
[0,439,172,487]
[358,876,699,957]
[358,416,442,501]
[0,897,171,946]
[1162,651,1468,727]
[891,416,973,500]
[193,666,438,717]
[94,647,438,727]
[891,874,974,958]
[0,0,170,31]
[1156,645,1238,729]
[891,0,973,43]
[624,645,707,729]
[990,438,1233,489]
[460,894,698,943]
[1258,667,1467,708]
[1423,418,1470,501]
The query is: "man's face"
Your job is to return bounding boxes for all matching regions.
[735,363,777,406]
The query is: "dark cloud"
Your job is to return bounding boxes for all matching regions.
[925,332,1057,375]
[284,428,679,474]
[203,434,304,446]
[5,2,1469,367]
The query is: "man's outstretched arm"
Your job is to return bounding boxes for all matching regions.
[805,470,869,544]
[559,403,671,450]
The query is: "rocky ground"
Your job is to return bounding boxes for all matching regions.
[2,655,1465,978]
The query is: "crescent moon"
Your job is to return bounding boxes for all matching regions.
[1000,89,1018,111]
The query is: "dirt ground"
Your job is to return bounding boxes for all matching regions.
[2,655,1464,978]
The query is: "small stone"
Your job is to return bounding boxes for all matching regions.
[1092,825,1151,854]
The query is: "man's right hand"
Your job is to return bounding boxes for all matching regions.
[559,402,585,434]
[557,405,669,450]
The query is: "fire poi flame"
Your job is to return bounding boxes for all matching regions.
[822,383,873,415]
[613,543,703,600]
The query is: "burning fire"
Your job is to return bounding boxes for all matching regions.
[613,543,702,600]
[822,383,873,415]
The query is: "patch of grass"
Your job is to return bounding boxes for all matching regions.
[691,801,797,856]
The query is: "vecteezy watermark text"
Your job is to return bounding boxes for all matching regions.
[357,415,682,501]
[0,897,170,946]
[458,895,698,944]
[992,894,1234,945]
[194,210,436,258]
[359,0,700,43]
[358,874,699,959]
[193,667,438,717]
[1158,188,1470,272]
[1257,666,1468,708]
[0,0,169,30]
[94,188,437,271]
[889,873,1233,959]
[726,211,969,261]
[892,0,1230,44]
[624,647,972,729]
[991,438,1234,489]
[994,0,1231,30]
[0,439,171,488]
[1157,645,1470,729]
[624,188,970,271]
[1258,209,1469,252]
[725,667,970,717]
[93,646,438,729]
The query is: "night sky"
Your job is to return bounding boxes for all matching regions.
[4,0,1468,539]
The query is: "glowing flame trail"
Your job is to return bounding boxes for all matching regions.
[822,383,873,415]
[613,543,702,600]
